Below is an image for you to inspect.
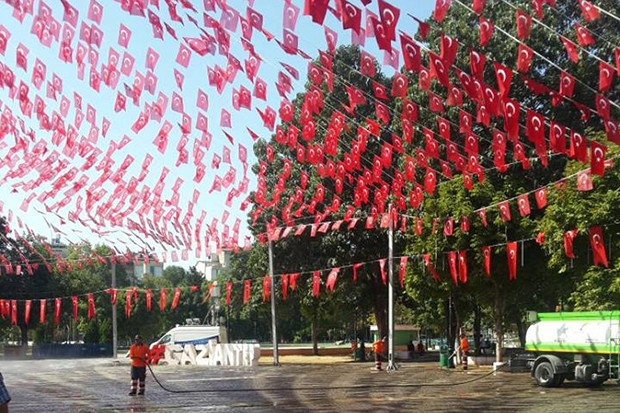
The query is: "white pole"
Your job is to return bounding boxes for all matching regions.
[111,262,117,359]
[387,204,397,371]
[268,238,279,366]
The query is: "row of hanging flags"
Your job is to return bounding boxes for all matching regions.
[0,151,613,275]
[0,0,617,263]
[0,221,612,326]
[251,0,619,233]
[0,150,615,275]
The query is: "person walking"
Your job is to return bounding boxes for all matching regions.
[0,371,10,413]
[128,335,150,396]
[372,336,386,370]
[459,333,469,370]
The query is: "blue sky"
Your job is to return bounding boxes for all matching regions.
[0,0,433,268]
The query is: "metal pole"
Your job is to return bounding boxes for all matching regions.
[111,263,117,359]
[387,204,397,371]
[268,239,279,366]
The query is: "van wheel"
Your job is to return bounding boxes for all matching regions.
[534,362,556,387]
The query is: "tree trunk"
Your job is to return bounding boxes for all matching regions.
[20,324,28,347]
[372,278,387,339]
[493,282,505,363]
[473,305,481,356]
[311,312,318,356]
[515,316,526,348]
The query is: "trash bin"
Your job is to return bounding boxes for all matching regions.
[439,346,450,368]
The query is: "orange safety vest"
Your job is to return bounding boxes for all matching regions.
[373,339,385,354]
[129,343,150,367]
[460,337,469,353]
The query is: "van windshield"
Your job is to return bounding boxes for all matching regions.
[159,334,171,344]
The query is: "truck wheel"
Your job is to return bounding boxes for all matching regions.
[554,375,565,386]
[534,362,556,387]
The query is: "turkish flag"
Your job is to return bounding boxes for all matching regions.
[458,251,468,284]
[482,246,491,277]
[447,251,458,285]
[516,9,532,40]
[341,0,361,33]
[560,36,579,63]
[87,293,96,319]
[145,289,152,311]
[159,288,167,312]
[312,271,321,297]
[517,194,531,216]
[479,17,493,46]
[378,0,400,41]
[570,131,588,163]
[590,141,607,176]
[564,230,578,258]
[599,61,615,92]
[54,298,62,324]
[326,268,340,292]
[498,201,511,222]
[304,0,329,24]
[433,0,452,23]
[507,242,518,280]
[262,277,271,302]
[171,288,181,310]
[72,296,79,321]
[472,50,487,80]
[575,23,595,46]
[399,257,408,288]
[526,109,545,145]
[596,93,610,121]
[39,299,46,324]
[516,44,533,72]
[534,187,548,209]
[226,282,233,305]
[549,121,566,154]
[502,98,520,141]
[243,280,251,304]
[578,0,600,21]
[422,254,440,281]
[428,52,449,88]
[577,171,593,191]
[589,226,608,268]
[24,300,31,325]
[400,33,420,72]
[379,259,387,285]
[559,71,575,97]
[443,217,454,236]
[424,168,437,194]
[473,0,486,14]
[290,273,299,291]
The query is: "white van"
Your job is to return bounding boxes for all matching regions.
[150,325,227,349]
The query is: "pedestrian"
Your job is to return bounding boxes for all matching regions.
[416,340,426,356]
[407,339,415,360]
[459,333,469,370]
[372,336,386,370]
[128,335,150,396]
[0,371,10,413]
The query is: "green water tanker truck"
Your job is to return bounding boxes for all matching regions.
[522,311,620,387]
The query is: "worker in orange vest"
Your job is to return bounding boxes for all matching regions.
[372,336,386,370]
[459,333,469,370]
[128,335,150,395]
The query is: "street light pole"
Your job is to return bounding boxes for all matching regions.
[111,262,117,359]
[387,204,398,371]
[268,238,279,366]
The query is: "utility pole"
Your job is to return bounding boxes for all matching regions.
[111,263,117,359]
[387,204,398,371]
[268,238,279,366]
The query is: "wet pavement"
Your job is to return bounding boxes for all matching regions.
[3,357,620,412]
